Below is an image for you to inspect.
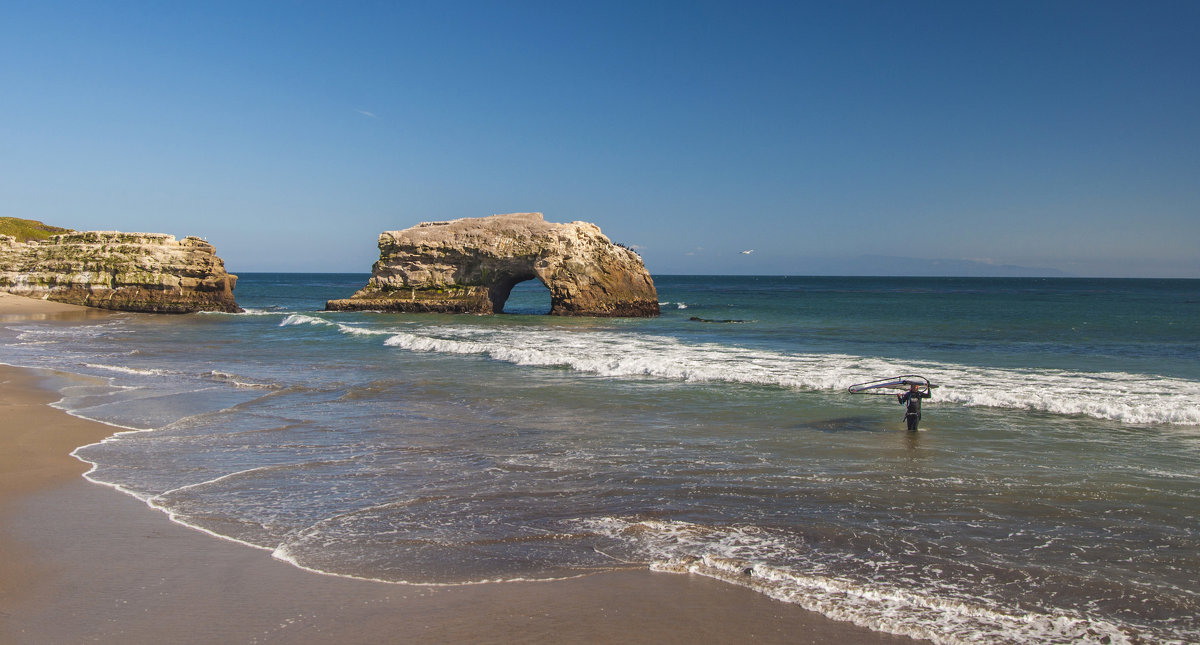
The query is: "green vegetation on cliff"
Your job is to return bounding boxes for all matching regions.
[0,217,74,242]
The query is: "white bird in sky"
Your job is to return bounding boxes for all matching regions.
[740,249,755,255]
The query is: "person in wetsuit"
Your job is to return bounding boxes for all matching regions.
[897,383,931,432]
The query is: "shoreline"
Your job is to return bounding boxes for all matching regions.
[0,294,926,644]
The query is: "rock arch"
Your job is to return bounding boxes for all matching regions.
[326,213,659,317]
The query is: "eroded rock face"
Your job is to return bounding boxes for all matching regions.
[327,213,658,317]
[0,231,241,313]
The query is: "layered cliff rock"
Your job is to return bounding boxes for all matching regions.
[327,213,659,317]
[0,231,241,313]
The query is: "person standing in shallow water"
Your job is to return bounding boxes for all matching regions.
[897,383,931,432]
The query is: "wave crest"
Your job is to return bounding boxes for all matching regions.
[373,326,1200,426]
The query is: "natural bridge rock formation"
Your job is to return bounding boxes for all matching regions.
[0,231,240,313]
[327,213,659,317]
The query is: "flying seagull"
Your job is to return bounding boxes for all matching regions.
[740,249,754,255]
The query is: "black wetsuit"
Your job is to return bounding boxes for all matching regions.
[898,389,931,431]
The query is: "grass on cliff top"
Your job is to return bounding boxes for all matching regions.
[0,217,74,241]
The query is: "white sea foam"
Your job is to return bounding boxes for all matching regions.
[280,313,331,327]
[678,556,1139,645]
[280,313,392,337]
[205,370,280,389]
[229,308,290,316]
[581,517,1141,645]
[269,541,594,587]
[370,326,1200,426]
[82,362,170,377]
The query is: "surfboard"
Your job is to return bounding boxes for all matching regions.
[848,375,937,395]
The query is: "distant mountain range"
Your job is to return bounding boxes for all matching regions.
[844,255,1072,277]
[714,254,1075,277]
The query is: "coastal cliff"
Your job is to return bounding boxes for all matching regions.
[327,213,659,317]
[0,231,240,313]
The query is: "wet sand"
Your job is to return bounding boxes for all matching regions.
[0,291,116,322]
[0,294,925,644]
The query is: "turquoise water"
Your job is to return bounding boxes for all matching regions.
[3,275,1198,644]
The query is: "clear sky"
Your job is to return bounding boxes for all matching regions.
[2,1,1197,277]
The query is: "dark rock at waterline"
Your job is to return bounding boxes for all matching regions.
[689,316,749,323]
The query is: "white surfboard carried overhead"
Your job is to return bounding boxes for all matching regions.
[848,374,936,395]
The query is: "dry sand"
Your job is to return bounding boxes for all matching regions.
[0,293,925,644]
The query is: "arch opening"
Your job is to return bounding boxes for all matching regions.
[495,276,552,315]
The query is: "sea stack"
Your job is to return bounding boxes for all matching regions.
[0,231,241,313]
[327,213,659,317]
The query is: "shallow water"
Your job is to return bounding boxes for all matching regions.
[3,274,1197,644]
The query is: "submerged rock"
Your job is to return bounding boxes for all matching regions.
[0,231,240,313]
[327,213,659,317]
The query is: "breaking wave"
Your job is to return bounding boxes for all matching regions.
[358,324,1198,426]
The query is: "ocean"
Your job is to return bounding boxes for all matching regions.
[3,274,1198,644]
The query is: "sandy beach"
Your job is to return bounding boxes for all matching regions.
[0,293,924,644]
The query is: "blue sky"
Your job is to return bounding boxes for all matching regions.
[2,1,1197,277]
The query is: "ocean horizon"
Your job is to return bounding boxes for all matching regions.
[3,273,1197,644]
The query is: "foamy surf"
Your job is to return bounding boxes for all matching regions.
[349,324,1198,426]
[582,517,1141,645]
[667,556,1138,645]
[204,370,281,389]
[280,313,395,336]
[81,362,171,377]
